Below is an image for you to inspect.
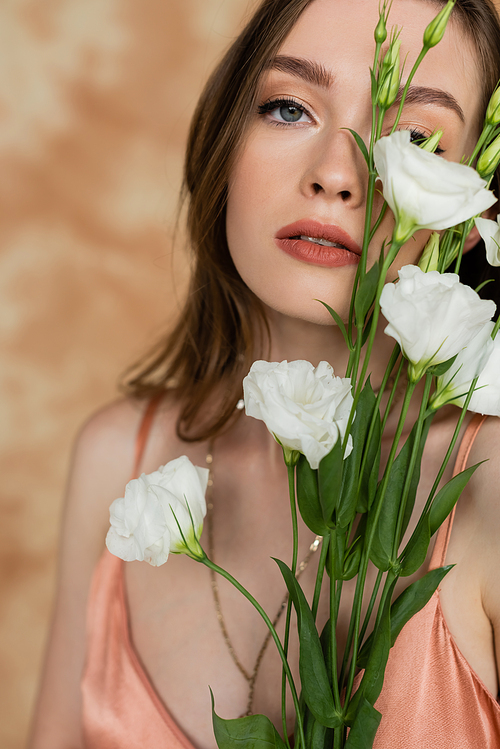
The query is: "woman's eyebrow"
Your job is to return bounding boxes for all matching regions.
[265,57,465,124]
[394,85,465,123]
[266,55,335,89]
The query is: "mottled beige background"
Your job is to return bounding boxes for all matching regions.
[4,1,500,747]
[0,1,252,746]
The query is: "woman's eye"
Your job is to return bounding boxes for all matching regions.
[257,98,312,125]
[407,127,445,155]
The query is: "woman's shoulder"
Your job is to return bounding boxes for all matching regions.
[467,414,500,501]
[71,398,147,499]
[69,392,196,526]
[73,394,180,483]
[462,414,500,627]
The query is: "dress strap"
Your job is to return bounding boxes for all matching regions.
[131,394,164,480]
[429,412,487,570]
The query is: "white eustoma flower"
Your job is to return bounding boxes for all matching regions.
[475,215,500,266]
[106,456,208,566]
[380,265,496,381]
[243,360,353,470]
[431,321,495,410]
[468,335,500,415]
[374,131,496,243]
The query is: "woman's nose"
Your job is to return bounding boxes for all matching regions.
[299,127,367,208]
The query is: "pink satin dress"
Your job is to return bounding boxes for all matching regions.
[81,404,500,747]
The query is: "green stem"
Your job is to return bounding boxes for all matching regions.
[338,356,401,686]
[438,227,456,272]
[390,47,429,134]
[392,374,433,558]
[369,568,396,646]
[355,347,402,507]
[312,534,330,621]
[413,377,478,535]
[202,557,305,748]
[329,529,342,713]
[453,220,473,273]
[346,41,383,351]
[467,123,493,166]
[380,358,405,432]
[344,379,416,704]
[288,466,299,576]
[351,240,403,418]
[281,466,299,742]
[369,203,388,243]
[334,723,343,749]
[358,568,384,645]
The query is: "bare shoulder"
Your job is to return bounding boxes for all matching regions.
[465,415,500,627]
[466,415,500,518]
[69,398,147,507]
[28,396,158,748]
[73,396,148,480]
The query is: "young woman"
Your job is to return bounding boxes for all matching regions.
[29,0,500,747]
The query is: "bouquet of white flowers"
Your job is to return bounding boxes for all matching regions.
[106,2,500,747]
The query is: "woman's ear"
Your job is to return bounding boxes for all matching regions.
[463,202,499,254]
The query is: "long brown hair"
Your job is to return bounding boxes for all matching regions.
[124,0,500,442]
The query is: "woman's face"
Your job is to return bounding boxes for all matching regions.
[226,0,482,325]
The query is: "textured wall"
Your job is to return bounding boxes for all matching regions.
[2,1,499,747]
[0,1,251,745]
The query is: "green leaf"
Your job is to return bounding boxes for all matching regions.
[341,379,378,523]
[274,559,341,728]
[359,577,395,704]
[400,515,431,577]
[211,691,286,749]
[344,697,381,749]
[325,527,346,580]
[427,354,458,377]
[370,67,378,105]
[303,706,334,749]
[358,408,381,513]
[344,127,370,165]
[429,463,484,536]
[398,420,429,542]
[358,566,453,668]
[318,439,344,527]
[361,312,375,347]
[368,420,428,570]
[319,618,333,683]
[317,300,351,350]
[355,261,380,323]
[341,535,363,580]
[296,456,329,536]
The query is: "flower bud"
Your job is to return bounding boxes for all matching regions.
[374,13,387,44]
[477,133,500,178]
[418,232,440,272]
[420,129,444,153]
[380,37,400,75]
[486,88,500,126]
[423,0,455,49]
[377,39,401,109]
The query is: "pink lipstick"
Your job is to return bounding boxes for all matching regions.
[275,220,361,267]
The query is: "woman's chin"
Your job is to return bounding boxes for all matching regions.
[262,298,350,328]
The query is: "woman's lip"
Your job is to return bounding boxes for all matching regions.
[275,220,361,255]
[275,220,361,268]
